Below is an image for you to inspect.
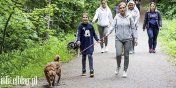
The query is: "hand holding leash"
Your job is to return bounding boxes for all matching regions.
[159,27,162,30]
[80,34,110,53]
[97,40,101,43]
[77,41,81,46]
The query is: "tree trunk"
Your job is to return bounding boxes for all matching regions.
[0,13,13,54]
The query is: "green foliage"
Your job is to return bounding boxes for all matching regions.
[158,0,176,19]
[108,0,121,16]
[158,0,176,65]
[51,0,84,33]
[2,13,35,52]
[84,0,100,20]
[0,0,102,53]
[0,0,35,53]
[0,0,122,79]
[159,19,176,64]
[0,35,75,77]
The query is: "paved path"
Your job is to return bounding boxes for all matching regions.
[31,1,176,88]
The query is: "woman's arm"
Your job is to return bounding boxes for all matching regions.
[77,25,82,41]
[107,15,117,35]
[130,16,138,39]
[92,9,99,23]
[143,12,148,30]
[158,11,162,27]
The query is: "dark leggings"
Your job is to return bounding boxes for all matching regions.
[130,36,135,52]
[147,28,159,49]
[82,54,93,71]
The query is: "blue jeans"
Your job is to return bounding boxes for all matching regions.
[147,28,159,49]
[82,54,93,71]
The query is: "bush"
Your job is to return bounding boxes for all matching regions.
[159,19,176,64]
[158,0,176,19]
[0,34,76,78]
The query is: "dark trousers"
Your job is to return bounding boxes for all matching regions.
[82,54,93,71]
[136,4,140,11]
[130,36,135,52]
[147,28,159,49]
[98,25,108,48]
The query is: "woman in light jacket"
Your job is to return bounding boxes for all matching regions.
[107,2,138,78]
[127,0,140,54]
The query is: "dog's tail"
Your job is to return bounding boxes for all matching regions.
[54,55,60,61]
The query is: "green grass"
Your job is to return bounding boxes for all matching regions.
[93,23,99,34]
[0,34,76,78]
[159,19,176,65]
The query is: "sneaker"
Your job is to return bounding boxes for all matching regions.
[90,70,94,78]
[101,48,104,53]
[105,47,108,52]
[115,67,120,75]
[121,52,124,56]
[129,51,133,54]
[149,49,153,53]
[152,49,156,53]
[82,70,86,76]
[133,50,135,53]
[122,71,127,78]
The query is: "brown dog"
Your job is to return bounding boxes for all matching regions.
[44,55,61,87]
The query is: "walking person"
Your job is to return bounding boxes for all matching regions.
[107,2,138,77]
[143,2,162,53]
[114,2,120,14]
[77,13,100,78]
[134,0,141,11]
[127,0,140,54]
[92,0,113,53]
[126,0,130,3]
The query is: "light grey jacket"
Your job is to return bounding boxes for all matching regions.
[127,0,140,29]
[108,13,138,41]
[127,7,140,29]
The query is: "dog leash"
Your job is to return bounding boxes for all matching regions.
[80,34,110,53]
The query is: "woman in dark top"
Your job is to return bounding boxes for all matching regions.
[143,2,162,53]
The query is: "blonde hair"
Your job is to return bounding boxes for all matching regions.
[82,12,89,18]
[148,2,157,12]
[119,2,126,8]
[101,0,107,3]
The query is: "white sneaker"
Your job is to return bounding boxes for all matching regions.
[122,71,127,78]
[115,67,120,75]
[129,51,133,54]
[101,48,104,53]
[105,47,108,52]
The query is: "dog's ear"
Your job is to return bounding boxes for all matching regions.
[71,43,74,48]
[54,55,60,61]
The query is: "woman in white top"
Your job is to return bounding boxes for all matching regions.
[127,0,140,54]
[92,0,113,53]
